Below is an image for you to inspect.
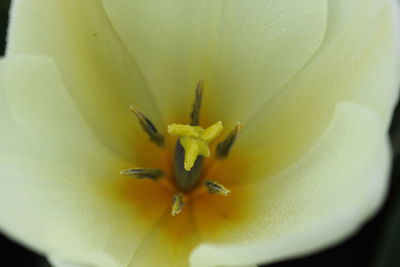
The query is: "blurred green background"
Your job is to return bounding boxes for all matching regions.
[1,1,400,266]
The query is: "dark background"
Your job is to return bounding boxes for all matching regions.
[1,1,400,266]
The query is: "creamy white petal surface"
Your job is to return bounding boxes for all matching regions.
[229,0,400,182]
[0,56,170,267]
[7,0,164,160]
[0,0,398,267]
[191,102,390,266]
[102,0,327,125]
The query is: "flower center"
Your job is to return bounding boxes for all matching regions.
[168,121,223,191]
[120,80,241,215]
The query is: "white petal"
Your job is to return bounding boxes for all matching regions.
[47,208,198,267]
[191,102,390,267]
[7,0,164,159]
[0,56,169,267]
[102,0,327,124]
[48,257,88,267]
[50,209,199,267]
[1,55,122,172]
[234,0,400,180]
[126,211,199,267]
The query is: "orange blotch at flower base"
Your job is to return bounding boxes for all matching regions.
[98,80,261,262]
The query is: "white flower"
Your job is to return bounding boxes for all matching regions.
[0,1,399,267]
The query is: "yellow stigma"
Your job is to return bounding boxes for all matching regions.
[168,121,223,171]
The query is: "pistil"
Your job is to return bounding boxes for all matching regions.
[168,121,223,171]
[122,79,240,216]
[172,141,204,192]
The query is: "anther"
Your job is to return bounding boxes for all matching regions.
[190,79,204,126]
[216,123,242,158]
[205,180,231,196]
[130,106,164,146]
[120,168,163,180]
[171,193,184,216]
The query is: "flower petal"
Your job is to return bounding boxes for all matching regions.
[48,210,199,267]
[47,258,84,267]
[191,102,390,267]
[102,0,327,124]
[0,56,170,267]
[125,211,199,267]
[7,0,164,160]
[234,0,400,180]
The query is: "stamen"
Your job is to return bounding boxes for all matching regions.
[190,79,204,126]
[120,168,163,180]
[216,123,242,158]
[168,121,223,171]
[171,193,184,216]
[205,180,231,196]
[130,106,164,146]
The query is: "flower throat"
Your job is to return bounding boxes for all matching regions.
[120,80,241,215]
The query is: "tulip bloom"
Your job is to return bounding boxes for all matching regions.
[0,0,399,267]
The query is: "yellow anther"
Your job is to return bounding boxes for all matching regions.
[168,121,223,171]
